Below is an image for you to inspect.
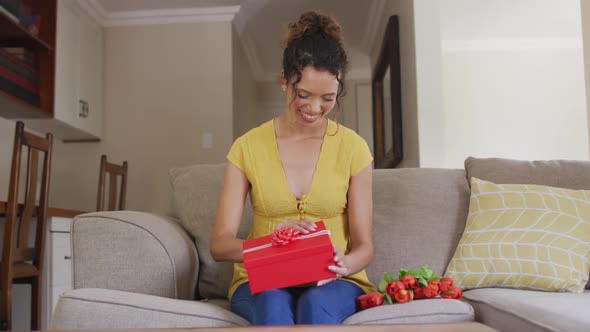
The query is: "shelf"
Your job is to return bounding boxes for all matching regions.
[0,89,50,118]
[0,8,53,52]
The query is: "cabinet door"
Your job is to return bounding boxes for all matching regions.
[54,0,81,127]
[78,10,103,139]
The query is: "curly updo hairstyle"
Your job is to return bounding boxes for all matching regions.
[281,11,348,110]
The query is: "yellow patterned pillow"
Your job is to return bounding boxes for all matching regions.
[445,177,590,292]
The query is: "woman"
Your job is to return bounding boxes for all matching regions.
[210,11,375,325]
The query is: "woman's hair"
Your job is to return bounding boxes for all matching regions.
[281,11,348,111]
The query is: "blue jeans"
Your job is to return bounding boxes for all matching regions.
[230,280,364,325]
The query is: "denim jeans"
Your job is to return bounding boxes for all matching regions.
[230,280,364,325]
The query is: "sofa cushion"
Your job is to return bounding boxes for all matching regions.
[463,288,590,332]
[343,298,473,324]
[368,168,471,285]
[465,156,590,289]
[445,178,590,292]
[50,288,250,329]
[169,163,253,299]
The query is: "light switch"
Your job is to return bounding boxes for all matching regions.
[202,132,213,149]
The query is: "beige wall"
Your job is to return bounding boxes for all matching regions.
[582,0,590,156]
[0,21,234,214]
[370,0,420,167]
[233,25,259,137]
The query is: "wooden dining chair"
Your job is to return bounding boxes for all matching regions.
[96,155,128,211]
[0,121,53,331]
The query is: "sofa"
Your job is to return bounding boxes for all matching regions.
[50,157,590,332]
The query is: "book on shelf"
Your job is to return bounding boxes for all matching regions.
[0,45,41,107]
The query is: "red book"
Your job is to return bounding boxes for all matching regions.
[243,221,336,294]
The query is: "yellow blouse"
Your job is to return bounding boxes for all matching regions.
[226,119,376,300]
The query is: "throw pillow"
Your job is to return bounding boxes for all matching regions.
[445,177,590,292]
[169,163,253,299]
[464,156,590,289]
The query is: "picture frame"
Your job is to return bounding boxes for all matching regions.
[372,15,403,168]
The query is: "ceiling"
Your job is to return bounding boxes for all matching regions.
[91,0,584,80]
[98,0,243,12]
[91,0,385,81]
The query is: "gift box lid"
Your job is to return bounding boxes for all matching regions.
[243,221,332,269]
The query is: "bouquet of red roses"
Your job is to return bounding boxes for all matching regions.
[357,265,464,310]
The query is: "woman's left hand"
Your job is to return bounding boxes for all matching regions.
[317,246,350,286]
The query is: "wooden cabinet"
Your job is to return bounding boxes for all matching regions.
[0,215,74,330]
[0,0,103,141]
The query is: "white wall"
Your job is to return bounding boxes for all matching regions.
[582,0,590,156]
[413,0,445,167]
[440,0,588,167]
[0,21,235,214]
[443,47,589,167]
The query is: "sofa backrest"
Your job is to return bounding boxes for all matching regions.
[170,163,472,298]
[169,163,254,300]
[368,168,470,284]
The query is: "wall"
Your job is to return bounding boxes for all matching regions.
[233,25,259,138]
[443,47,589,167]
[440,0,588,167]
[369,0,420,167]
[0,21,235,215]
[582,0,590,156]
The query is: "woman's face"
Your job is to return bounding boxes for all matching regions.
[281,66,339,126]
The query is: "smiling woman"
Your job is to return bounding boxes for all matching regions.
[210,10,376,326]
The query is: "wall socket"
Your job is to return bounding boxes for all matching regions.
[202,132,213,149]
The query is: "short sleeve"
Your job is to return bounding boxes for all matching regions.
[350,136,373,176]
[227,136,247,173]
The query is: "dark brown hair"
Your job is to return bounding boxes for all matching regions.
[281,11,348,112]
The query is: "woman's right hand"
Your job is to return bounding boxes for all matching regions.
[275,219,317,234]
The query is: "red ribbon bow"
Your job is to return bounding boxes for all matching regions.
[271,226,301,246]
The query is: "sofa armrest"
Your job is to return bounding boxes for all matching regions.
[71,211,198,300]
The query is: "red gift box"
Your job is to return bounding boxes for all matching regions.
[243,221,336,294]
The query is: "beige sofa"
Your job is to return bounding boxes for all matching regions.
[50,157,590,332]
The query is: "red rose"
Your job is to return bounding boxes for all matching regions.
[441,287,464,299]
[357,292,384,310]
[393,289,413,303]
[367,292,384,307]
[422,280,440,298]
[439,277,455,292]
[400,275,418,289]
[357,294,370,310]
[453,288,464,299]
[271,226,300,246]
[413,287,427,300]
[385,281,405,298]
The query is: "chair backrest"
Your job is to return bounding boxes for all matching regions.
[96,155,128,211]
[1,121,53,273]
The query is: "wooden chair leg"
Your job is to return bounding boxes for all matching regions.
[31,277,42,331]
[0,280,12,331]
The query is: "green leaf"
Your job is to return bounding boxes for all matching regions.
[418,276,428,288]
[430,272,441,281]
[384,293,393,304]
[407,269,420,277]
[378,279,388,293]
[419,265,435,280]
[383,272,395,283]
[399,269,409,279]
